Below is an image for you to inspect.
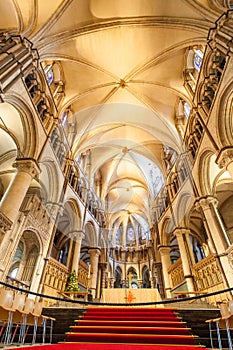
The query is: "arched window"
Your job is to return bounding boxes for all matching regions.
[193,49,203,72]
[185,46,205,93]
[44,65,54,86]
[184,102,191,119]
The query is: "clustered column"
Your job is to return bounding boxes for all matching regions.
[88,247,101,298]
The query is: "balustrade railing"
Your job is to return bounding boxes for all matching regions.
[192,254,231,304]
[168,258,185,289]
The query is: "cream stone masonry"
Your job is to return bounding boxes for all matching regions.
[68,230,85,273]
[88,247,101,297]
[158,246,172,299]
[0,159,40,223]
[216,147,233,179]
[195,196,233,287]
[173,228,195,294]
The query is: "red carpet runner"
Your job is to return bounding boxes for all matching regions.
[64,307,208,348]
[11,307,210,349]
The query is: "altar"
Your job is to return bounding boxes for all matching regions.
[101,288,162,306]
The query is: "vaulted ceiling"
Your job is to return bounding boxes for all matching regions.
[0,0,223,245]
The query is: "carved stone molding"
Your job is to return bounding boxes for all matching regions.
[216,147,233,169]
[13,158,40,178]
[226,245,233,270]
[0,210,12,232]
[68,230,85,242]
[195,196,218,212]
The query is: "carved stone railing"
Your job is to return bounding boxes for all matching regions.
[42,257,89,306]
[5,275,30,291]
[0,33,38,93]
[192,254,231,304]
[78,259,88,288]
[168,258,185,288]
[43,257,69,306]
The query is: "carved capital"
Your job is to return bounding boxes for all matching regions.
[158,245,170,256]
[0,210,13,232]
[195,196,218,212]
[68,230,85,242]
[173,228,190,237]
[88,247,101,258]
[13,158,40,177]
[216,147,233,169]
[46,202,63,221]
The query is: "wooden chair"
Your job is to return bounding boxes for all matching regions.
[0,288,15,345]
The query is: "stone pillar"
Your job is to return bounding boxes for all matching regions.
[69,230,85,273]
[88,248,101,298]
[173,228,195,294]
[195,196,233,287]
[98,262,107,299]
[216,147,233,183]
[0,158,40,223]
[158,246,172,298]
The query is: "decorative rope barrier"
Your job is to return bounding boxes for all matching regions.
[0,281,232,307]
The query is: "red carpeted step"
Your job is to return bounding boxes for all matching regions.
[82,315,179,321]
[76,319,186,328]
[70,325,190,335]
[66,332,196,345]
[10,343,211,350]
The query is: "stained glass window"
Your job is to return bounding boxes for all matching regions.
[44,65,54,86]
[193,49,203,72]
[184,102,191,119]
[61,111,67,126]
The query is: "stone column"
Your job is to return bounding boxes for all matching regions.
[88,247,101,298]
[69,230,85,274]
[98,262,107,299]
[173,228,195,294]
[158,246,172,298]
[195,196,233,287]
[0,158,40,223]
[216,147,233,183]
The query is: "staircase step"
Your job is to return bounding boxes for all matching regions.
[66,332,197,345]
[76,319,186,328]
[70,325,191,335]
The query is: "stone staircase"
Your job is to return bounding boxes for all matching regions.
[40,306,227,348]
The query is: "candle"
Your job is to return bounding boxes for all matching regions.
[108,272,110,278]
[88,264,91,278]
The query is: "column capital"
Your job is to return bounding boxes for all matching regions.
[216,147,233,169]
[195,196,218,211]
[46,202,64,221]
[173,228,191,237]
[99,262,107,271]
[13,158,40,177]
[88,247,101,257]
[158,245,170,255]
[68,230,85,242]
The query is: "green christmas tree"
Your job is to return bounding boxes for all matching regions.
[65,270,80,292]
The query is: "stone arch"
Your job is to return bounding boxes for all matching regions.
[39,158,61,204]
[7,229,41,286]
[84,221,98,246]
[217,81,233,147]
[197,149,217,196]
[2,96,38,158]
